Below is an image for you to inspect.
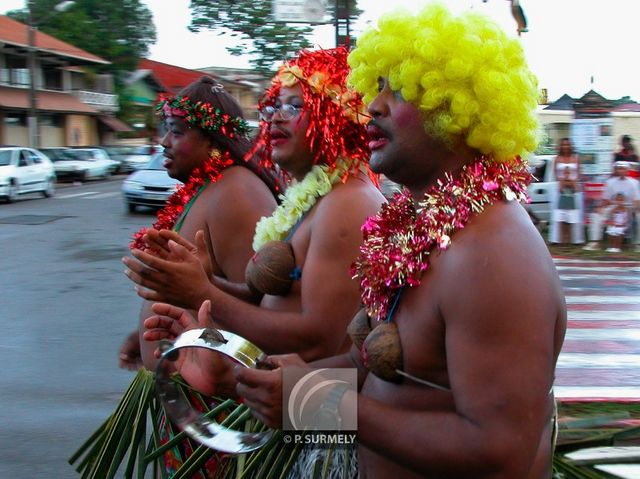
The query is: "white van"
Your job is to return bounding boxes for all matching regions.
[526,155,556,223]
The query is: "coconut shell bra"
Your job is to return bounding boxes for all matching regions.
[349,158,531,385]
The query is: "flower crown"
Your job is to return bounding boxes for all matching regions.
[274,63,369,125]
[156,94,249,138]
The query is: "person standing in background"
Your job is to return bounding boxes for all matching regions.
[614,135,639,179]
[549,138,584,246]
[584,161,640,251]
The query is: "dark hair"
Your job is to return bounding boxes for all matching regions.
[622,134,632,143]
[558,137,573,155]
[177,76,281,197]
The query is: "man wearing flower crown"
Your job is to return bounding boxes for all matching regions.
[118,76,278,372]
[81,77,280,477]
[235,4,566,478]
[125,48,385,385]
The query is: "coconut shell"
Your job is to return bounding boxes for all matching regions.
[347,308,372,350]
[363,322,403,382]
[245,240,296,296]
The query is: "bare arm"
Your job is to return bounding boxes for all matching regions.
[133,167,276,369]
[128,180,385,361]
[211,275,262,304]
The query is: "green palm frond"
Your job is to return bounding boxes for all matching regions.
[69,369,306,479]
[552,401,640,478]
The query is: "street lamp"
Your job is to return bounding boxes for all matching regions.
[27,0,75,148]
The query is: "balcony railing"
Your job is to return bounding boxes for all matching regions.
[71,90,119,112]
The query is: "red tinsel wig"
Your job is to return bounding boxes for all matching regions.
[251,46,371,174]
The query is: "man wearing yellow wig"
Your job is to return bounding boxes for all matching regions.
[236,3,566,478]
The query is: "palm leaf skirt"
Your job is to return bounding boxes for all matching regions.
[552,400,640,478]
[68,369,324,479]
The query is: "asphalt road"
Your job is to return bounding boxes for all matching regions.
[0,177,153,478]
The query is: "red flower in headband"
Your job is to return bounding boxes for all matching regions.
[156,95,248,138]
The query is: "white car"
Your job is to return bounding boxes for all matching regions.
[52,148,115,181]
[122,152,182,212]
[526,154,556,223]
[121,145,163,173]
[0,147,56,202]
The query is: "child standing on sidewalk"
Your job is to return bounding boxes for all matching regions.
[606,192,630,252]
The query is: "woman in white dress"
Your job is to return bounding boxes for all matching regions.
[549,138,585,245]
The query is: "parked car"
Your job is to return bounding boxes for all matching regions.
[526,154,556,223]
[101,145,137,174]
[120,145,163,173]
[39,147,74,163]
[72,147,119,175]
[52,148,116,181]
[0,146,56,202]
[122,152,182,212]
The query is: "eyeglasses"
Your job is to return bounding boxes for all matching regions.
[259,104,303,122]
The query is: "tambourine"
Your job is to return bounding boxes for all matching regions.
[155,328,275,453]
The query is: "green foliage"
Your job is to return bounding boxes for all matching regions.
[187,0,361,73]
[6,0,156,75]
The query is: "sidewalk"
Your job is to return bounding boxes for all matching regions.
[547,243,640,262]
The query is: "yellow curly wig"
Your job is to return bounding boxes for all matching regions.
[347,2,540,162]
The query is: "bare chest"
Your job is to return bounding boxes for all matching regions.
[362,271,451,403]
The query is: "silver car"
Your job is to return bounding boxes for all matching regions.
[0,147,56,202]
[52,148,116,181]
[121,145,163,173]
[122,152,182,213]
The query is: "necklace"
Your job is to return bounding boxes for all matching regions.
[130,150,234,251]
[252,159,352,251]
[351,157,531,322]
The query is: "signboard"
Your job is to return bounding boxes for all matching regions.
[570,118,614,179]
[272,0,331,23]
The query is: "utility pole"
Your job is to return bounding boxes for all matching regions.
[26,1,76,148]
[27,3,38,148]
[334,0,351,47]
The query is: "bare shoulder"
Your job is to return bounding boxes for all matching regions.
[317,174,386,219]
[211,165,274,199]
[308,174,385,252]
[190,166,275,235]
[201,166,275,210]
[434,200,563,315]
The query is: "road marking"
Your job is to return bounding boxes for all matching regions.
[558,352,640,367]
[561,274,640,280]
[86,192,120,199]
[568,311,640,321]
[565,296,640,304]
[556,265,640,273]
[565,329,640,341]
[55,192,100,199]
[554,257,640,399]
[555,386,640,399]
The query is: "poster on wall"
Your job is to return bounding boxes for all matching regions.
[570,118,614,179]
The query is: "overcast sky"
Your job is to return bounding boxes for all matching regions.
[4,0,639,102]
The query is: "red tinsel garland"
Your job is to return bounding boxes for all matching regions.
[249,47,371,179]
[351,157,532,322]
[130,151,234,251]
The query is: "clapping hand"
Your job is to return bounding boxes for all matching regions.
[123,231,213,310]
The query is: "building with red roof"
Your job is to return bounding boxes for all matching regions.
[123,59,267,134]
[0,15,133,147]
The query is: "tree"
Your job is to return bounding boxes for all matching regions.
[188,0,361,73]
[7,0,156,75]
